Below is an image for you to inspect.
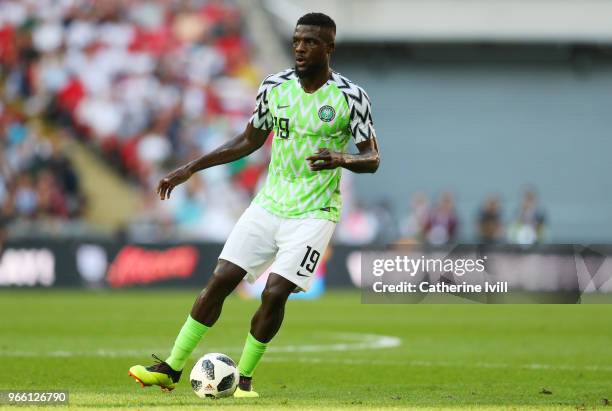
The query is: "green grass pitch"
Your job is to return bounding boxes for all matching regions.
[1,289,611,410]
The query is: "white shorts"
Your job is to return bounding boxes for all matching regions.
[219,203,335,291]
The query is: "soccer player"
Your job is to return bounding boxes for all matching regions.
[128,12,379,397]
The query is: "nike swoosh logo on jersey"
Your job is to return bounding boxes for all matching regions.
[296,271,310,277]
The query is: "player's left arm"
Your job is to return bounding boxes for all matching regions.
[306,136,380,173]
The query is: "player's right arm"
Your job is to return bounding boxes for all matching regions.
[156,123,270,200]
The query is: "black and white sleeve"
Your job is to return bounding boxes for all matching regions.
[347,86,375,144]
[249,76,274,130]
[249,69,295,131]
[335,74,376,144]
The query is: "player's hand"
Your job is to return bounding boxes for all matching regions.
[306,148,344,171]
[156,166,192,200]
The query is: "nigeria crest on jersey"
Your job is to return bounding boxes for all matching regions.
[318,105,335,122]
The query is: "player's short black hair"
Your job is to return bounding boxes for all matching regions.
[296,12,336,33]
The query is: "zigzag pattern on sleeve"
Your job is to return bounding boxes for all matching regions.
[331,71,375,143]
[250,69,296,130]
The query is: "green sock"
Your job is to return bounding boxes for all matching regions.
[238,333,268,377]
[165,315,209,371]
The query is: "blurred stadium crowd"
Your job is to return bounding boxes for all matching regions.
[0,0,547,246]
[0,0,264,240]
[336,183,547,246]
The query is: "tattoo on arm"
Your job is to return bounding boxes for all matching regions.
[341,137,380,173]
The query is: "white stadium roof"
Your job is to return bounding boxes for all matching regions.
[264,0,612,44]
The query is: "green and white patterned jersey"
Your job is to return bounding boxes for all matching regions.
[250,69,375,222]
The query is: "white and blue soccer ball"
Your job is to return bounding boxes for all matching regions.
[190,353,239,398]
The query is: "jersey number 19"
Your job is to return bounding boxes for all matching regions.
[273,116,290,139]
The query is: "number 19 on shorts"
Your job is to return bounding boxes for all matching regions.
[300,246,320,274]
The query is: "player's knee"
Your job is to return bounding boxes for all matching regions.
[210,260,245,286]
[261,286,290,309]
[213,260,243,278]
